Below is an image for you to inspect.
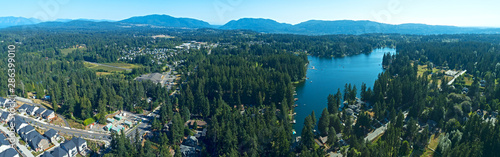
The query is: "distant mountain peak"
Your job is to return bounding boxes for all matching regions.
[119,14,212,28]
[0,16,41,28]
[220,18,294,33]
[1,14,499,35]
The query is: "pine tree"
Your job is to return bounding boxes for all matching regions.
[327,126,337,146]
[318,108,330,136]
[327,94,338,114]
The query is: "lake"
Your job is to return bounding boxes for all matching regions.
[293,47,396,136]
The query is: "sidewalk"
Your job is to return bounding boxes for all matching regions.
[0,123,34,157]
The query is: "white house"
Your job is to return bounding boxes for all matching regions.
[42,110,56,120]
[61,140,77,157]
[44,129,58,143]
[71,137,87,155]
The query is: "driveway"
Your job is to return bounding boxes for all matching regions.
[0,124,34,157]
[15,98,70,127]
[15,114,111,142]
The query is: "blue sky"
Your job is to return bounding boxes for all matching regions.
[2,0,500,27]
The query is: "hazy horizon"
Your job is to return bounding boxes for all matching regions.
[2,0,500,27]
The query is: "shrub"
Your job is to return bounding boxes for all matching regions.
[84,118,96,126]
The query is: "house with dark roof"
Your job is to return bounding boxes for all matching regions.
[17,104,30,113]
[61,140,77,157]
[29,134,50,152]
[183,136,198,147]
[26,105,38,116]
[0,97,15,109]
[0,97,7,108]
[71,137,87,155]
[23,131,39,144]
[0,112,9,122]
[180,145,197,157]
[11,117,28,133]
[0,148,19,157]
[34,108,47,117]
[44,129,58,143]
[0,134,12,153]
[41,151,54,157]
[18,125,35,136]
[51,147,69,157]
[42,110,55,120]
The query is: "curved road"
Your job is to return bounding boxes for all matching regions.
[17,115,111,142]
[16,98,70,127]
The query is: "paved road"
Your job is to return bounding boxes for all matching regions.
[447,70,467,85]
[85,61,132,71]
[364,111,408,142]
[0,124,34,157]
[365,122,389,142]
[20,116,111,142]
[15,98,70,127]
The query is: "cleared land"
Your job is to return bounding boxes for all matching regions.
[421,134,441,157]
[101,63,142,69]
[60,48,86,55]
[84,62,137,73]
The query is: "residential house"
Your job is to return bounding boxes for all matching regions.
[41,151,54,157]
[23,131,39,144]
[480,80,486,87]
[0,97,5,106]
[61,140,77,157]
[345,108,354,116]
[0,97,7,108]
[0,97,15,108]
[0,112,9,122]
[11,117,28,133]
[0,134,12,153]
[445,70,458,76]
[462,87,469,94]
[17,104,30,113]
[44,129,58,143]
[194,129,207,139]
[51,147,69,157]
[319,136,328,145]
[183,136,198,147]
[0,148,19,157]
[29,134,50,152]
[42,110,55,120]
[26,105,39,116]
[18,125,35,137]
[71,137,87,155]
[180,145,197,157]
[35,108,47,117]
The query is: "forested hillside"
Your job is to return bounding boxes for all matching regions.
[2,25,500,157]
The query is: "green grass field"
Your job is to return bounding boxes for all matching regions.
[60,48,86,56]
[84,62,127,72]
[421,134,441,157]
[101,63,142,69]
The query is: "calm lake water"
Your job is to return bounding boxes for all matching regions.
[293,48,396,136]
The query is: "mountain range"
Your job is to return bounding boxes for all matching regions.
[2,14,500,35]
